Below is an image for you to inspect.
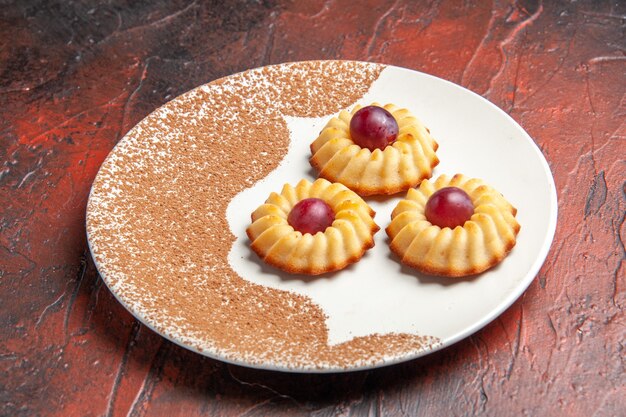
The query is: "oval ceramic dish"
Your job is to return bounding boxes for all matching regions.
[87,61,557,372]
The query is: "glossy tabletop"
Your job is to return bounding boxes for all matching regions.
[1,1,624,416]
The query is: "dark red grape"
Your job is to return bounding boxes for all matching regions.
[288,198,335,234]
[349,105,399,151]
[425,187,474,228]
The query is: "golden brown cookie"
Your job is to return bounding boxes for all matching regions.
[247,178,379,275]
[386,174,520,277]
[310,103,439,196]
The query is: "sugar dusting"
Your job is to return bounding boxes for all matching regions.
[87,61,439,371]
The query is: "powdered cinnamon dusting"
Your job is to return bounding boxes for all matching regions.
[87,61,439,370]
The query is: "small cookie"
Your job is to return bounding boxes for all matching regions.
[386,174,520,277]
[247,178,379,275]
[310,103,439,196]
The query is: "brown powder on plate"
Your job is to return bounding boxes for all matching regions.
[87,61,439,371]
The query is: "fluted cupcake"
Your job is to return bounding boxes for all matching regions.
[310,103,439,196]
[247,178,379,275]
[386,174,520,277]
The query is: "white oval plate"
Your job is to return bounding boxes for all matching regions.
[87,62,557,372]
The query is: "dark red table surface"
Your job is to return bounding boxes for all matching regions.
[2,1,624,416]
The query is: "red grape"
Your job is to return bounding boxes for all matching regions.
[349,105,399,151]
[425,187,474,228]
[288,198,335,234]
